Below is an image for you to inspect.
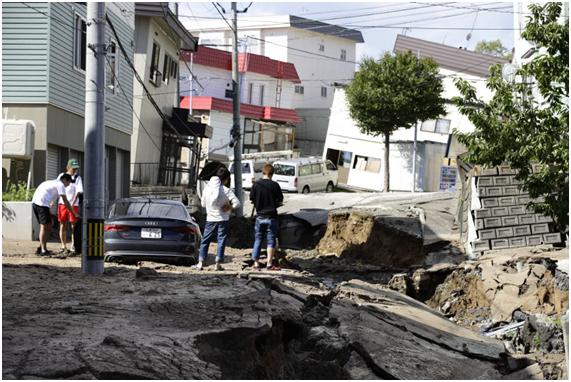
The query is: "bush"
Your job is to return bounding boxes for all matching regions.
[2,181,35,202]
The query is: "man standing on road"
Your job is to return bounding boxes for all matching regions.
[194,167,240,271]
[249,164,283,270]
[31,174,78,256]
[57,159,83,254]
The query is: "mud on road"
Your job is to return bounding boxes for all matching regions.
[3,241,511,380]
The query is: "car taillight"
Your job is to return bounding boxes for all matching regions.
[104,224,129,232]
[294,177,298,187]
[172,226,197,234]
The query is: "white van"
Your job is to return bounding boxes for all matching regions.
[229,160,264,190]
[272,158,338,193]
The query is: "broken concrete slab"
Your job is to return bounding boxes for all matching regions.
[332,280,504,379]
[501,363,545,379]
[316,208,424,269]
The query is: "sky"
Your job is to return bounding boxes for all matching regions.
[178,1,516,61]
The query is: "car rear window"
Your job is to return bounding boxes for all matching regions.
[109,201,189,219]
[230,163,251,174]
[274,163,295,176]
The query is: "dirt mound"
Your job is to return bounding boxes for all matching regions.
[316,208,424,269]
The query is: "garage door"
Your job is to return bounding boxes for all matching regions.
[47,145,61,180]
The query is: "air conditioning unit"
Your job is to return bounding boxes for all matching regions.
[2,119,36,159]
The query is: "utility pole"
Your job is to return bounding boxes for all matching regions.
[231,2,244,216]
[411,50,420,193]
[82,2,106,275]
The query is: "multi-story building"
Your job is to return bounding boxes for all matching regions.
[2,2,134,203]
[130,3,205,188]
[184,15,363,156]
[179,45,301,161]
[323,35,506,192]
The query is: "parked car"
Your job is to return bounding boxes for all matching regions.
[104,198,201,265]
[229,160,264,190]
[272,158,338,193]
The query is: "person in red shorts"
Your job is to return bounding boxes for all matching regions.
[57,159,83,254]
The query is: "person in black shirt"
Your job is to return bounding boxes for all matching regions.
[249,163,284,270]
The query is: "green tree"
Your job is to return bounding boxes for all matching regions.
[474,39,513,61]
[454,3,568,233]
[345,52,446,191]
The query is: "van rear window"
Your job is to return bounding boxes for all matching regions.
[274,164,295,176]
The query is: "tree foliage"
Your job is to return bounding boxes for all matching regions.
[474,39,513,61]
[454,3,569,232]
[345,51,445,191]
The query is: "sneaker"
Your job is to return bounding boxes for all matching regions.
[38,250,53,257]
[215,263,224,271]
[191,263,203,271]
[57,248,69,255]
[35,246,42,255]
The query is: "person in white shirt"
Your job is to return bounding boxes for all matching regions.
[56,159,83,254]
[31,174,77,256]
[193,167,240,271]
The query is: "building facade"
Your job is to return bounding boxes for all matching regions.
[184,15,363,156]
[2,2,134,204]
[130,3,204,188]
[179,46,301,161]
[323,35,506,192]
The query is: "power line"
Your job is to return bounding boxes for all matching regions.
[104,55,163,153]
[211,2,234,32]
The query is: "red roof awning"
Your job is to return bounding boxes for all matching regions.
[180,96,301,124]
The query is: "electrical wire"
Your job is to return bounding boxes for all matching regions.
[211,2,234,32]
[104,55,163,153]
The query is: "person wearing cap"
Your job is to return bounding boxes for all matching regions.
[32,174,77,256]
[56,159,83,254]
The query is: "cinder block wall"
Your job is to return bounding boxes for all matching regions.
[469,164,561,256]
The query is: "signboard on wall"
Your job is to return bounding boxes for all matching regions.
[439,165,457,192]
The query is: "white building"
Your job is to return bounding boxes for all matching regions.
[179,46,301,160]
[184,15,363,156]
[131,3,209,188]
[323,35,506,192]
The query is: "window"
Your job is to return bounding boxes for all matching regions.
[162,54,171,84]
[109,200,189,219]
[318,44,325,52]
[150,42,161,84]
[321,86,327,97]
[74,14,87,71]
[105,41,118,93]
[340,49,347,61]
[435,118,451,134]
[311,164,322,175]
[170,60,178,80]
[274,164,295,176]
[294,85,304,94]
[353,155,381,173]
[259,85,265,105]
[326,160,337,171]
[299,165,312,176]
[421,118,451,134]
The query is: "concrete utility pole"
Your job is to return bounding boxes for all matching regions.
[231,2,244,216]
[82,2,106,275]
[411,50,420,193]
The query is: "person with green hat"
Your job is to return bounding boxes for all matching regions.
[56,159,83,255]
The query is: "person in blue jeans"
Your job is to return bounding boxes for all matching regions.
[249,164,284,270]
[194,167,240,271]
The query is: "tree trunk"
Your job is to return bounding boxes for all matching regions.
[384,132,390,192]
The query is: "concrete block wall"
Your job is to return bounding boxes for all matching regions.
[470,165,561,256]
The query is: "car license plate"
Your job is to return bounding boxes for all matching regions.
[141,228,162,239]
